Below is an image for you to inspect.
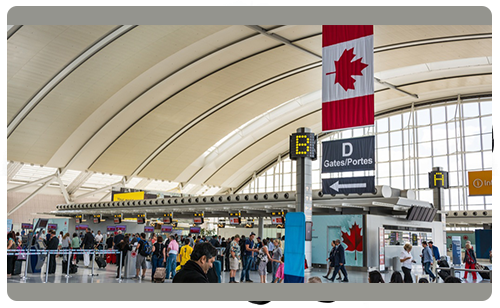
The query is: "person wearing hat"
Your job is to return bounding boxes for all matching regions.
[240,232,259,283]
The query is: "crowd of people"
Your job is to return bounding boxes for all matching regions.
[7,228,482,284]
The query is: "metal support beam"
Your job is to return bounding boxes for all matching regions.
[55,170,71,204]
[374,77,419,99]
[7,174,56,193]
[72,180,123,201]
[7,161,23,181]
[133,178,152,190]
[67,171,94,195]
[246,25,322,59]
[8,177,53,216]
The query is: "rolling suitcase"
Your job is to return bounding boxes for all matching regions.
[62,260,78,274]
[153,267,166,283]
[95,256,107,268]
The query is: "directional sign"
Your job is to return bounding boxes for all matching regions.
[322,136,375,173]
[322,176,375,195]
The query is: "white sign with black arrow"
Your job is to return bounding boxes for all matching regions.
[322,176,375,195]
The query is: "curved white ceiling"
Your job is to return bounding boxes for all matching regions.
[7,25,492,194]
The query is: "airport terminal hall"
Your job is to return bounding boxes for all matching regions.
[7,23,492,285]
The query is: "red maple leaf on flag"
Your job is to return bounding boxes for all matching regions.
[326,48,368,91]
[341,222,363,260]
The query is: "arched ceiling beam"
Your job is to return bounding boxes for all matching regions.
[7,25,136,138]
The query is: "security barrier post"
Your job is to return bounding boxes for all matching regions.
[21,249,30,281]
[90,249,98,276]
[117,251,123,282]
[65,250,72,278]
[44,251,50,283]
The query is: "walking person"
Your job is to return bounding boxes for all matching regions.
[151,236,165,281]
[134,233,149,280]
[400,243,416,283]
[228,235,241,283]
[7,231,17,278]
[165,235,179,280]
[240,232,259,283]
[428,241,440,276]
[323,240,336,279]
[271,239,283,283]
[463,242,477,281]
[328,239,349,283]
[420,241,436,282]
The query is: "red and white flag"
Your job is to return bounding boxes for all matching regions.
[322,25,374,132]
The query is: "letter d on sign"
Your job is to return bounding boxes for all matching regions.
[342,142,353,157]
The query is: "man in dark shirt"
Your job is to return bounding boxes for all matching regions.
[173,242,218,283]
[106,234,114,249]
[113,231,124,249]
[209,236,220,247]
[240,232,259,283]
[82,228,95,267]
[46,230,59,274]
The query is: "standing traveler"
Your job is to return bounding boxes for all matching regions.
[257,239,280,283]
[7,231,17,278]
[172,242,218,283]
[95,230,103,250]
[71,232,81,264]
[166,235,179,280]
[60,233,71,261]
[463,242,477,281]
[271,239,283,283]
[82,228,94,267]
[113,230,124,249]
[400,243,416,283]
[179,238,193,269]
[274,255,285,283]
[57,231,63,257]
[224,237,232,272]
[240,232,259,283]
[151,236,165,281]
[420,241,436,282]
[328,239,349,282]
[106,234,114,250]
[229,235,241,283]
[116,235,131,278]
[134,233,149,280]
[46,230,59,274]
[209,236,220,247]
[187,234,194,247]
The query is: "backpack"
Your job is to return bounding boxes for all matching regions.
[140,240,152,256]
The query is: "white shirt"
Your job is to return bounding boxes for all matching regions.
[95,234,103,243]
[400,250,413,269]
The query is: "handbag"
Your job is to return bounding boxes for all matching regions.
[17,246,27,260]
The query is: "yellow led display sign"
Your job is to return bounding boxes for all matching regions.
[289,132,317,160]
[428,171,449,189]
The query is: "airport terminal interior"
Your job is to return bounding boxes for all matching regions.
[7,23,492,284]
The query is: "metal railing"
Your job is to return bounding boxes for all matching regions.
[438,266,492,282]
[7,248,122,283]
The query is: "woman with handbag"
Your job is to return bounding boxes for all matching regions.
[463,242,477,281]
[257,239,280,283]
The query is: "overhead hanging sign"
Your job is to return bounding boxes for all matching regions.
[322,176,375,195]
[322,25,374,132]
[322,135,375,173]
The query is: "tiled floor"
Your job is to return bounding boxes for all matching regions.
[7,258,491,284]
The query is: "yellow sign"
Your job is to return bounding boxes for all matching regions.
[113,191,144,201]
[468,170,492,196]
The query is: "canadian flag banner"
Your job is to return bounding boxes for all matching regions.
[322,25,374,132]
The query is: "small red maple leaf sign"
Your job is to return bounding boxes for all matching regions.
[341,221,363,260]
[326,48,368,91]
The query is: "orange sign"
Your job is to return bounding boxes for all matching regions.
[468,171,492,196]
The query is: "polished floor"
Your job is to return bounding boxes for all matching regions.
[7,257,491,284]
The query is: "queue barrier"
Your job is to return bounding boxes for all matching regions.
[438,266,492,282]
[7,249,122,283]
